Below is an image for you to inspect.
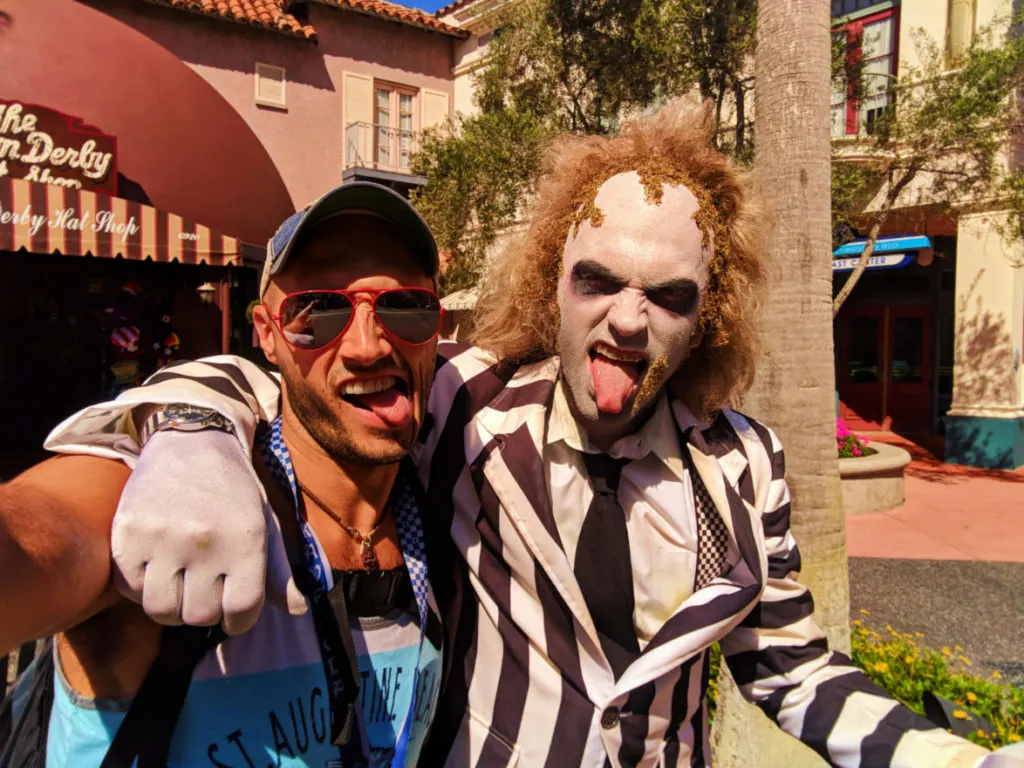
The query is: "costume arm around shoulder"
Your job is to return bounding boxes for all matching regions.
[44,355,282,464]
[0,455,128,654]
[719,423,989,768]
[414,341,506,493]
[39,355,302,634]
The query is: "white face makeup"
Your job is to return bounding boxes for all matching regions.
[556,171,712,446]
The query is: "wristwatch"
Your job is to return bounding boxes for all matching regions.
[138,403,236,447]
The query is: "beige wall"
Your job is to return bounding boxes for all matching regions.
[898,0,1013,72]
[442,0,523,116]
[948,209,1024,417]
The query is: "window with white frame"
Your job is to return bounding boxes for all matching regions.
[832,9,897,137]
[254,63,287,109]
[375,85,417,170]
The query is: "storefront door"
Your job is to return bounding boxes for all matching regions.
[838,305,932,433]
[839,307,886,430]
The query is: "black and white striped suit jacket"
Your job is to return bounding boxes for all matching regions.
[45,342,989,768]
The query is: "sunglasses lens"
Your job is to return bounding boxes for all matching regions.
[376,289,441,344]
[278,292,353,349]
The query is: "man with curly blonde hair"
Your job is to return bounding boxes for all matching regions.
[25,103,1003,767]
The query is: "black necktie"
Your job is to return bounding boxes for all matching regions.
[574,453,640,679]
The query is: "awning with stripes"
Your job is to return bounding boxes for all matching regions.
[0,177,242,266]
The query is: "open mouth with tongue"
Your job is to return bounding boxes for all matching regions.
[339,376,413,429]
[587,344,647,414]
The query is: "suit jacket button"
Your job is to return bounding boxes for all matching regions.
[601,706,620,729]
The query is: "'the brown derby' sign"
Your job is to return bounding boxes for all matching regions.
[0,100,117,194]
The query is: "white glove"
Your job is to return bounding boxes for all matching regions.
[111,429,306,634]
[976,742,1024,767]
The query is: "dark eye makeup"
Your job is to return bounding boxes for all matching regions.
[571,260,700,316]
[646,283,699,315]
[571,262,623,296]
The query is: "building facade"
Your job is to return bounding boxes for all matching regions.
[2,0,1019,470]
[0,0,466,472]
[831,0,1024,468]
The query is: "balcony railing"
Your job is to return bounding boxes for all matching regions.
[344,122,420,175]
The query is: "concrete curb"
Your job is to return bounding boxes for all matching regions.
[840,441,912,514]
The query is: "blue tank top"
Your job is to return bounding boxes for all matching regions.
[44,568,442,767]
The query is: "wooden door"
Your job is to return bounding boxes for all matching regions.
[886,305,932,433]
[838,306,885,430]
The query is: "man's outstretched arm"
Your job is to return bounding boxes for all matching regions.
[0,455,128,654]
[718,424,991,768]
[43,355,306,635]
[42,345,494,634]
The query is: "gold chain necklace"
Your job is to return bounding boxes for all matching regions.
[297,481,387,571]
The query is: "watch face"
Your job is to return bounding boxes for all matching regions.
[165,404,217,422]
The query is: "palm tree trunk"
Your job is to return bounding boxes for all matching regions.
[711,0,848,765]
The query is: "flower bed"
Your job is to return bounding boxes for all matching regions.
[837,418,877,458]
[835,418,910,514]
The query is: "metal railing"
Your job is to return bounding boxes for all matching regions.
[344,122,420,175]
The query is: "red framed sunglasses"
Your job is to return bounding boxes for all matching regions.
[269,288,443,351]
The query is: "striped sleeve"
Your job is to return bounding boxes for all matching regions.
[43,355,281,466]
[719,422,990,768]
[413,341,512,496]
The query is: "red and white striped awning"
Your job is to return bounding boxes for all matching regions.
[0,178,242,266]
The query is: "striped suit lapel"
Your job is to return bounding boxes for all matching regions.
[613,412,767,696]
[474,361,606,661]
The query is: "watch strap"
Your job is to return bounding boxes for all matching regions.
[138,407,236,447]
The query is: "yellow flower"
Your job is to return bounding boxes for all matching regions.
[859,608,871,616]
[991,670,1003,679]
[959,655,972,666]
[942,646,952,657]
[904,655,915,664]
[955,645,964,652]
[975,729,987,739]
[852,619,863,627]
[914,632,925,638]
[1009,734,1022,743]
[952,709,970,720]
[966,692,978,704]
[873,662,889,673]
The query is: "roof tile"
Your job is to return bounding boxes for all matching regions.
[141,0,468,41]
[321,0,468,38]
[141,0,319,41]
[435,0,472,17]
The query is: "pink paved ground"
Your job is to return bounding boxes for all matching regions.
[844,434,1024,563]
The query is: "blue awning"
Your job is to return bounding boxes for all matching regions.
[832,234,932,273]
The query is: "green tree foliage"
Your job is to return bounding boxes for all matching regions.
[412,3,1024,300]
[410,108,552,295]
[637,0,757,161]
[412,0,726,294]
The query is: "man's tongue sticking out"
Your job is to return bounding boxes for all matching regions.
[352,389,413,428]
[589,353,642,414]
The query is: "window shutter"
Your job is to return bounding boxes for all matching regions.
[255,63,287,109]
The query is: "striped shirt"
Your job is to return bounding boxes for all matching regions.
[45,343,991,768]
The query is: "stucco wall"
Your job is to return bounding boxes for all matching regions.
[93,0,455,209]
[950,210,1024,415]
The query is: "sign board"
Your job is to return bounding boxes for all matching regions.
[0,100,117,194]
[833,234,932,256]
[832,252,915,273]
